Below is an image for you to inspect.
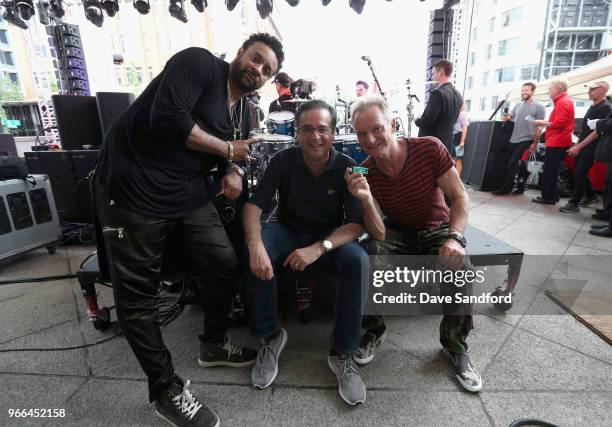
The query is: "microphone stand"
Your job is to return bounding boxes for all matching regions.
[405,79,419,137]
[488,91,511,121]
[364,58,386,100]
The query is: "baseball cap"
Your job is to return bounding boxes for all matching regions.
[273,72,291,87]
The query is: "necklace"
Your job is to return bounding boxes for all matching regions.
[227,79,244,141]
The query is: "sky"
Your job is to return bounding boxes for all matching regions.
[270,0,444,123]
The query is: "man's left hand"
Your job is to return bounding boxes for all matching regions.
[283,244,325,272]
[567,145,581,157]
[217,171,243,200]
[439,238,466,270]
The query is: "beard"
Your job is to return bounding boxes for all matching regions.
[230,63,259,94]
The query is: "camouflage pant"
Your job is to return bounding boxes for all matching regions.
[363,223,474,354]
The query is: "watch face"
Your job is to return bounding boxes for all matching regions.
[323,240,333,251]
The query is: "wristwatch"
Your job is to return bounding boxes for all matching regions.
[448,232,467,248]
[228,162,245,177]
[322,239,333,252]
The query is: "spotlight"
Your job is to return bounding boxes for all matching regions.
[36,0,50,24]
[49,0,64,18]
[132,0,149,14]
[2,2,28,28]
[16,0,35,20]
[256,0,272,18]
[191,0,206,12]
[225,0,239,11]
[169,0,187,23]
[349,0,365,14]
[322,0,331,5]
[83,0,103,27]
[101,0,118,16]
[286,0,298,6]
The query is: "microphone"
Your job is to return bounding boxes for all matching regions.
[361,56,372,63]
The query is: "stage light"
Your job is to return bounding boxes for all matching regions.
[322,0,331,5]
[16,0,35,20]
[83,0,103,27]
[2,2,29,28]
[49,0,64,18]
[256,0,272,18]
[286,0,299,6]
[169,0,187,23]
[132,0,149,14]
[101,0,118,16]
[225,0,239,11]
[191,0,206,12]
[36,0,50,24]
[349,0,365,14]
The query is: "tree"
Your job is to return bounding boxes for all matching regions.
[0,75,24,132]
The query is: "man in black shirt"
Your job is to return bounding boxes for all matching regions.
[95,33,284,427]
[415,59,463,155]
[243,100,369,406]
[562,81,611,212]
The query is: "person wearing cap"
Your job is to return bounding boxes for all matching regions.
[561,81,611,212]
[269,72,295,113]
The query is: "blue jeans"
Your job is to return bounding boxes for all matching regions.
[244,222,369,355]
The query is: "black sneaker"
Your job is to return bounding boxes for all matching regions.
[591,223,608,230]
[578,195,599,207]
[559,202,579,213]
[353,323,386,365]
[592,213,609,221]
[154,380,219,427]
[595,208,607,216]
[444,350,482,393]
[198,336,257,368]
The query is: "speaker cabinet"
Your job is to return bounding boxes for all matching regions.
[95,92,134,134]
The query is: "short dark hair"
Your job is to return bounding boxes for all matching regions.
[241,33,285,71]
[356,80,369,89]
[433,59,453,77]
[295,99,337,129]
[522,82,536,91]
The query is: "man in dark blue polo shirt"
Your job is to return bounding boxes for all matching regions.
[243,100,369,406]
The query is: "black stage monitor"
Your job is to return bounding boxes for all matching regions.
[95,91,134,134]
[52,95,103,150]
[0,133,18,157]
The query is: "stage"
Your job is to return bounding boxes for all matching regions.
[1,187,611,426]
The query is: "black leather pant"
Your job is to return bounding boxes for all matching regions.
[569,144,595,205]
[95,180,240,402]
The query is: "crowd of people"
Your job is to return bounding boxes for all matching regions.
[92,30,611,427]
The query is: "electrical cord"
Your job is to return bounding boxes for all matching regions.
[0,273,77,286]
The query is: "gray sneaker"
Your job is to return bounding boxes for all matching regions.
[252,328,288,389]
[327,354,366,405]
[444,349,482,392]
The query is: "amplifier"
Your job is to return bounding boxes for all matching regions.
[0,175,62,263]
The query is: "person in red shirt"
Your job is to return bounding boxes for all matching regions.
[532,79,575,204]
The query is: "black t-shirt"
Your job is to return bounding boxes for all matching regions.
[268,94,296,114]
[97,47,250,218]
[580,100,612,142]
[248,147,363,232]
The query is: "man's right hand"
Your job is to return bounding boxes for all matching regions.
[345,167,372,202]
[231,138,260,161]
[529,142,537,153]
[249,241,274,281]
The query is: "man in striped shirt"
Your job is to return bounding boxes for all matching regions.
[345,95,482,393]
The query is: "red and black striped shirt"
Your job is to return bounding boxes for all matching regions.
[363,137,453,230]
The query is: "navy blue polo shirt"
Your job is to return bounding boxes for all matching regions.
[249,146,363,232]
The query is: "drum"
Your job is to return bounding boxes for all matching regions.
[333,134,368,164]
[256,134,294,157]
[267,111,295,136]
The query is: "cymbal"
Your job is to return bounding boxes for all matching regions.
[284,98,309,103]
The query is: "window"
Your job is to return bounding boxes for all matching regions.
[485,44,492,60]
[0,30,8,44]
[465,99,471,112]
[495,66,515,83]
[502,7,522,27]
[488,17,496,32]
[482,71,490,86]
[471,27,478,43]
[491,95,499,110]
[498,38,519,56]
[466,76,473,90]
[520,64,539,80]
[4,51,14,66]
[469,52,476,66]
[480,97,486,111]
[8,72,18,85]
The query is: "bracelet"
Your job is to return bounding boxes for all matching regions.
[226,141,234,162]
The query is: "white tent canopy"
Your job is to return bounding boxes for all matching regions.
[509,55,612,103]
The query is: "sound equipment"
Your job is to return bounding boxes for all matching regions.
[95,92,134,134]
[24,150,99,224]
[52,95,103,150]
[425,8,453,102]
[461,120,514,191]
[0,175,62,263]
[48,23,91,96]
[0,134,18,157]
